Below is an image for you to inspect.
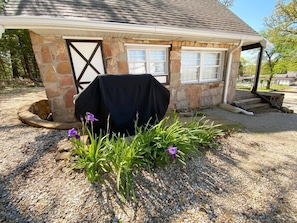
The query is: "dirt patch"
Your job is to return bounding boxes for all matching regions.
[0,78,43,91]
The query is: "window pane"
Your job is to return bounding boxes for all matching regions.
[128,50,146,61]
[204,53,220,65]
[150,62,165,73]
[129,62,146,74]
[181,52,200,66]
[127,47,169,83]
[181,67,199,81]
[202,67,218,80]
[150,50,165,61]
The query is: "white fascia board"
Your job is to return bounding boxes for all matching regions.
[0,16,266,44]
[156,26,264,43]
[260,38,274,48]
[0,16,156,33]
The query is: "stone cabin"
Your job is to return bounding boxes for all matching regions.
[0,0,269,123]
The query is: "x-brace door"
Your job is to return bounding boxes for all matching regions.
[66,40,105,93]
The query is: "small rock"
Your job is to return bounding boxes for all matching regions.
[281,106,294,113]
[55,152,71,161]
[57,140,73,152]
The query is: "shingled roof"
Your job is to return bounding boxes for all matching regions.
[0,0,266,45]
[3,0,258,36]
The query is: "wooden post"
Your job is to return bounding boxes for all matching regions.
[252,46,263,93]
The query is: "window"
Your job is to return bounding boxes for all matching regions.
[181,47,226,83]
[127,44,169,84]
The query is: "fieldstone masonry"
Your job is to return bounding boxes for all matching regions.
[30,31,77,122]
[227,49,241,103]
[29,31,240,122]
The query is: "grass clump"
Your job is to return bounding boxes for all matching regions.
[68,112,223,201]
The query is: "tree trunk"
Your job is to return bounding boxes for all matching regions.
[18,34,34,81]
[0,56,9,79]
[266,73,273,89]
[10,50,20,78]
[265,55,274,90]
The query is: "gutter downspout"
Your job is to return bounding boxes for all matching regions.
[223,40,243,104]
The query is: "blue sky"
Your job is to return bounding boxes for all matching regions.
[230,0,277,32]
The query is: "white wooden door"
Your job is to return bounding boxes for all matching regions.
[66,40,105,93]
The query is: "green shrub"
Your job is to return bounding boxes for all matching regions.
[68,111,223,201]
[69,128,112,184]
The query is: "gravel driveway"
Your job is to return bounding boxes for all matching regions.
[0,87,296,222]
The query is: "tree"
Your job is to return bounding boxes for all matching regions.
[261,46,280,89]
[262,0,297,89]
[265,0,297,37]
[264,0,297,59]
[219,0,235,8]
[0,0,7,12]
[0,29,40,81]
[0,0,40,82]
[238,58,246,77]
[239,57,256,77]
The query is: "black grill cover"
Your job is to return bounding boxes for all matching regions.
[74,74,170,135]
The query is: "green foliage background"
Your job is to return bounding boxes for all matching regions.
[0,29,40,81]
[0,0,40,81]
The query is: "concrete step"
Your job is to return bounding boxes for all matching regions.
[233,90,257,101]
[242,102,271,111]
[233,98,262,107]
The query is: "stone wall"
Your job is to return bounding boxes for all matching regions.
[175,82,225,111]
[227,48,241,103]
[30,32,77,122]
[30,32,239,122]
[102,38,231,111]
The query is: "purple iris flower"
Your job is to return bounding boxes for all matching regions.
[86,112,98,123]
[68,128,80,139]
[166,147,178,160]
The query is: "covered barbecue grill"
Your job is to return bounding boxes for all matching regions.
[74,74,170,135]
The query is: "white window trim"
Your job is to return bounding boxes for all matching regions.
[125,43,171,48]
[181,46,228,51]
[126,44,170,84]
[181,48,226,84]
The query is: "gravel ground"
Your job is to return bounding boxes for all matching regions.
[0,87,297,222]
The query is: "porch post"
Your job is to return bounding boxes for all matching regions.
[252,46,263,93]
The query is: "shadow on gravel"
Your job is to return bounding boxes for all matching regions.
[81,150,229,222]
[100,142,296,222]
[1,132,296,222]
[0,124,27,131]
[0,130,64,223]
[129,154,227,222]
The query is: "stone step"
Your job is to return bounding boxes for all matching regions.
[233,90,257,101]
[233,98,262,107]
[242,102,271,111]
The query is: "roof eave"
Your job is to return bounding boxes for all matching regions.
[0,16,267,46]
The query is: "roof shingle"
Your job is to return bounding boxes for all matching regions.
[3,0,259,36]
